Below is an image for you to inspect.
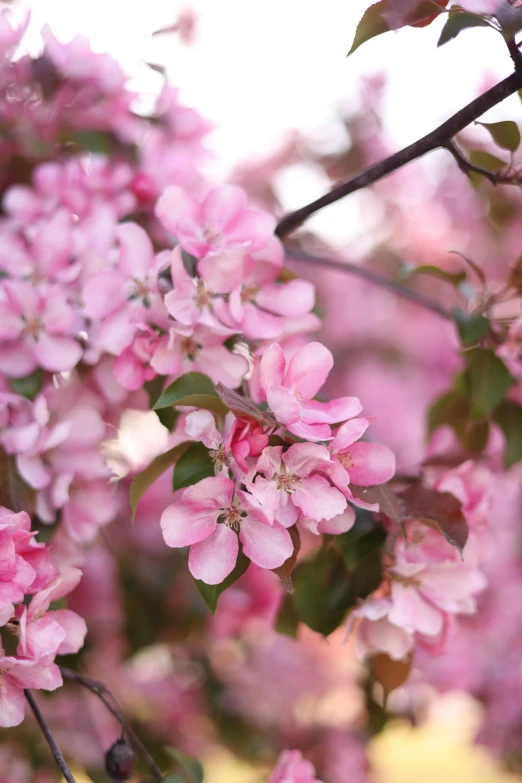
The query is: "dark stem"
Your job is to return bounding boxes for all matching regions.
[285,245,453,320]
[445,139,522,186]
[275,69,522,238]
[24,689,77,783]
[506,38,522,71]
[59,667,163,782]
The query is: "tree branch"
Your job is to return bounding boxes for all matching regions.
[59,667,163,782]
[24,689,77,783]
[285,245,453,320]
[275,69,522,238]
[445,139,522,185]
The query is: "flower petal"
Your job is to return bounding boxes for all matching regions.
[239,515,293,569]
[347,442,396,486]
[189,524,238,584]
[161,503,218,548]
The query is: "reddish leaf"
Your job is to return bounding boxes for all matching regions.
[215,383,277,427]
[351,484,402,524]
[272,526,301,593]
[370,652,412,699]
[0,449,35,515]
[398,484,468,554]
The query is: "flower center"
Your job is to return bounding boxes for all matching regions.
[276,472,300,493]
[23,316,42,339]
[336,450,354,470]
[222,505,242,532]
[181,337,201,361]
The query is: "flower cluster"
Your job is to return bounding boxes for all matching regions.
[0,506,86,726]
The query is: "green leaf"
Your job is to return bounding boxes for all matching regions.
[153,372,228,416]
[428,387,489,453]
[274,593,300,638]
[468,150,506,172]
[400,264,466,287]
[292,544,382,636]
[477,120,521,152]
[337,510,386,569]
[452,307,490,347]
[165,748,204,783]
[9,369,44,400]
[348,1,390,56]
[129,442,189,520]
[173,442,214,491]
[437,11,490,46]
[493,399,522,468]
[466,349,512,417]
[162,776,188,783]
[194,549,250,613]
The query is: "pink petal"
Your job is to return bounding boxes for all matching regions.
[202,186,246,234]
[83,270,127,319]
[293,475,347,521]
[155,186,200,243]
[266,386,300,425]
[330,418,369,450]
[34,333,82,373]
[285,342,333,399]
[287,419,332,442]
[226,209,275,250]
[198,246,247,294]
[117,222,154,278]
[300,397,363,425]
[0,339,37,377]
[185,410,221,449]
[51,609,88,654]
[318,507,356,535]
[22,615,65,658]
[255,279,315,317]
[389,583,443,637]
[183,476,234,512]
[282,442,331,477]
[347,442,396,486]
[0,677,24,727]
[16,455,51,490]
[240,303,282,340]
[161,503,218,548]
[189,524,238,584]
[0,531,16,581]
[259,344,286,398]
[239,515,292,569]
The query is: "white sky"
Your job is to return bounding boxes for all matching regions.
[17,0,522,246]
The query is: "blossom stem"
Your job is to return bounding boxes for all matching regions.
[275,69,522,239]
[24,689,77,783]
[284,245,453,320]
[59,667,163,782]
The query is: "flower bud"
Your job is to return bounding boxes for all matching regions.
[105,738,136,782]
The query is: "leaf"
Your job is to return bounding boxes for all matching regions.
[370,652,412,698]
[400,264,466,286]
[493,399,522,468]
[9,369,44,400]
[338,509,387,569]
[274,593,300,638]
[162,776,188,783]
[153,372,228,416]
[194,549,250,613]
[292,544,382,636]
[348,2,390,56]
[428,388,489,453]
[272,525,301,592]
[165,748,204,783]
[477,120,521,152]
[398,484,468,554]
[173,442,214,491]
[468,150,506,172]
[508,256,522,292]
[466,349,512,417]
[351,484,402,525]
[215,383,276,426]
[452,307,490,347]
[0,448,35,515]
[129,442,189,520]
[437,11,490,46]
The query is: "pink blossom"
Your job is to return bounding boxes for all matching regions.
[249,444,347,528]
[259,342,362,440]
[0,280,82,377]
[155,185,275,259]
[0,654,62,727]
[347,598,413,661]
[268,750,324,783]
[327,418,396,489]
[160,476,293,584]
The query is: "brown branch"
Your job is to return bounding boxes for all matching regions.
[25,689,77,783]
[506,38,522,72]
[445,139,522,186]
[285,245,453,320]
[275,69,522,239]
[59,667,163,782]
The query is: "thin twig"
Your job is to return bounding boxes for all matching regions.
[59,667,163,782]
[284,245,453,320]
[24,689,77,783]
[275,69,522,238]
[445,138,522,186]
[506,38,522,72]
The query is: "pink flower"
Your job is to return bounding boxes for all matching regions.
[259,342,362,441]
[160,476,293,584]
[249,444,347,528]
[327,418,396,489]
[0,654,62,727]
[268,750,324,783]
[0,280,82,377]
[155,185,275,259]
[347,598,413,661]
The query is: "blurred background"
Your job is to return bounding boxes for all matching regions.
[2,1,522,781]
